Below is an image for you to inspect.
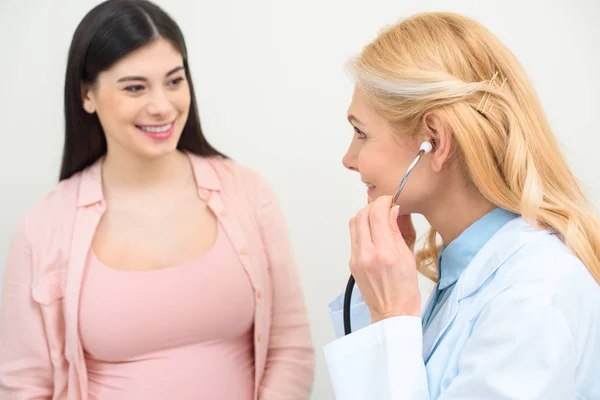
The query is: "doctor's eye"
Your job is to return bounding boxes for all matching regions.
[354,126,367,140]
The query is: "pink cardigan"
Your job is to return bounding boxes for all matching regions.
[0,153,315,400]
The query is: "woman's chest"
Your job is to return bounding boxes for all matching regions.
[91,195,218,271]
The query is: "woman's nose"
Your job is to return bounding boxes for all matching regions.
[146,89,172,116]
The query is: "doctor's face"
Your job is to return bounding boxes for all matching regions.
[342,87,429,211]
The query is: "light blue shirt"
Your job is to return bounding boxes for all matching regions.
[422,208,518,329]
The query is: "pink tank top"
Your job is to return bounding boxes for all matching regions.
[79,223,256,400]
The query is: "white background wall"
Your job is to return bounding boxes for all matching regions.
[1,0,599,398]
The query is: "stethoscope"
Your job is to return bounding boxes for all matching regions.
[343,141,433,335]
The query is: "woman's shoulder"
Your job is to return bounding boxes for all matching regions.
[191,154,273,202]
[20,171,84,238]
[202,155,263,186]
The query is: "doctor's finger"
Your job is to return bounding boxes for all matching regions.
[368,196,396,250]
[355,207,374,250]
[349,217,359,258]
[389,208,412,255]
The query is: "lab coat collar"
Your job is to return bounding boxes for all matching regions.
[456,217,550,300]
[422,217,551,360]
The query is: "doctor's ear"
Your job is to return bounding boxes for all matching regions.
[423,113,453,172]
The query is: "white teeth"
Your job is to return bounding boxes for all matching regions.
[365,183,375,189]
[140,123,173,133]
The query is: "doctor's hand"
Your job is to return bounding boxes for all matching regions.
[349,195,421,323]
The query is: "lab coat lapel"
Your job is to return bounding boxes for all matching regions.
[422,217,551,361]
[421,284,438,330]
[422,285,460,361]
[458,218,549,298]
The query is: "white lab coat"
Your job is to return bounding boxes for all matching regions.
[324,217,600,399]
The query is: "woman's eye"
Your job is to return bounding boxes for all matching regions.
[124,85,145,93]
[168,77,185,87]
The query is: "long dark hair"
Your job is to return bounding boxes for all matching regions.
[60,0,225,181]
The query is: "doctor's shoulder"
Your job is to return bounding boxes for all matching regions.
[489,228,599,330]
[495,231,598,294]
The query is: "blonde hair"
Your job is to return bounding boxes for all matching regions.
[349,12,600,284]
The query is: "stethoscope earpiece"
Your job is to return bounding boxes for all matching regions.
[420,141,433,154]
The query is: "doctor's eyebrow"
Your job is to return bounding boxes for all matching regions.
[347,114,364,126]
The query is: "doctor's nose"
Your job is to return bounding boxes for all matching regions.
[342,150,358,173]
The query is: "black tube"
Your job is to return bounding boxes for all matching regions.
[343,274,356,335]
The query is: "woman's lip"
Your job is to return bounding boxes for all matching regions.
[137,123,175,140]
[136,120,175,128]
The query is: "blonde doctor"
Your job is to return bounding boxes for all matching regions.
[325,12,600,400]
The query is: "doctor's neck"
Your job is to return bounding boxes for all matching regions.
[422,177,496,246]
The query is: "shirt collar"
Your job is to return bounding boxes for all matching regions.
[77,152,221,207]
[438,208,518,290]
